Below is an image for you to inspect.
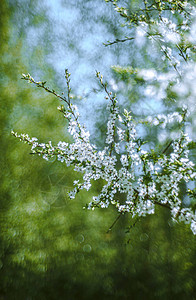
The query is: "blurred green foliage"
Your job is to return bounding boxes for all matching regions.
[0,0,195,299]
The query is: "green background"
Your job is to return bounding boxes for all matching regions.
[0,0,195,299]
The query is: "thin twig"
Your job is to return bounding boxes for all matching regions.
[153,200,171,210]
[125,217,140,233]
[103,37,134,46]
[161,139,173,154]
[106,213,123,233]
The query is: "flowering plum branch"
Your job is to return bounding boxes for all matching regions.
[12,71,196,234]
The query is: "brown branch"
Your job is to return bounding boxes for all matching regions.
[106,213,123,233]
[154,200,171,210]
[161,139,173,154]
[103,37,134,47]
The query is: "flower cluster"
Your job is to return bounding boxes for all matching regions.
[12,71,196,235]
[142,109,187,128]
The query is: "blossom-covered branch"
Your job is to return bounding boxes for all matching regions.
[12,71,196,234]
